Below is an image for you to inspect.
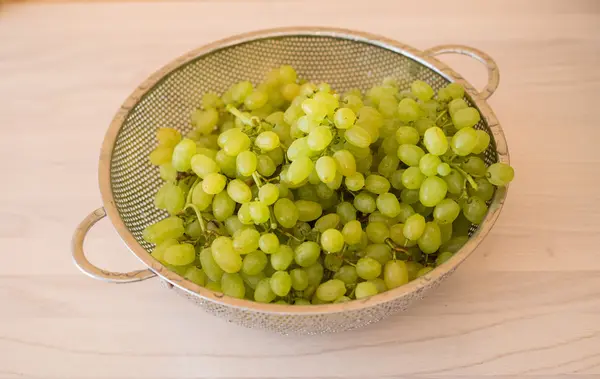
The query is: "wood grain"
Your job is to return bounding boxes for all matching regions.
[0,0,599,377]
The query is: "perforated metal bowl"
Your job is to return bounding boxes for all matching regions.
[72,27,509,334]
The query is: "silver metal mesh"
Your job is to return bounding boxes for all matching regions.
[107,33,499,334]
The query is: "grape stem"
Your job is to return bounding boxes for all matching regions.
[435,109,448,124]
[185,177,201,205]
[278,228,302,242]
[449,163,479,191]
[252,172,263,188]
[184,204,206,233]
[385,238,410,261]
[225,104,259,127]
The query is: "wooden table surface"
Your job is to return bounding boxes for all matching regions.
[1,0,599,378]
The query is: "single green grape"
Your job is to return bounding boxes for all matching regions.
[419,176,448,207]
[452,107,481,129]
[316,279,346,302]
[401,167,425,190]
[321,229,345,253]
[395,126,420,145]
[221,273,246,299]
[171,138,197,172]
[444,169,465,195]
[400,188,420,205]
[296,200,323,222]
[486,163,515,186]
[356,257,382,280]
[403,213,426,241]
[451,127,478,156]
[433,198,461,224]
[143,216,184,244]
[211,236,242,273]
[294,241,321,267]
[417,266,434,278]
[202,173,227,195]
[307,125,333,151]
[437,162,452,176]
[290,268,309,291]
[384,260,409,289]
[270,271,292,297]
[397,98,420,123]
[365,174,391,194]
[200,247,224,282]
[249,201,270,224]
[212,190,236,221]
[254,278,276,303]
[353,191,377,214]
[232,228,260,255]
[417,221,442,254]
[411,80,434,101]
[270,245,295,271]
[333,149,357,177]
[472,130,491,154]
[440,235,468,254]
[419,154,442,177]
[242,250,268,276]
[398,144,425,167]
[436,251,454,266]
[468,177,495,201]
[405,261,424,281]
[236,150,258,177]
[336,201,357,224]
[462,196,488,224]
[334,265,358,285]
[355,281,379,299]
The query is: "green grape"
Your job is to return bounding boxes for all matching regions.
[294,241,321,267]
[249,201,270,224]
[472,130,491,154]
[184,267,206,286]
[417,266,434,278]
[436,251,454,266]
[334,296,351,303]
[463,156,487,177]
[334,108,357,129]
[419,154,442,177]
[221,273,245,299]
[419,176,448,207]
[270,245,294,271]
[440,235,468,253]
[143,216,184,244]
[339,220,361,245]
[417,221,442,254]
[205,281,222,292]
[365,222,390,244]
[212,190,236,221]
[315,156,337,183]
[294,298,311,305]
[296,200,323,223]
[316,279,346,302]
[355,121,380,142]
[446,83,465,99]
[231,80,253,102]
[301,98,328,122]
[215,149,237,178]
[201,173,227,195]
[241,271,265,290]
[159,163,177,183]
[192,108,219,134]
[344,126,372,148]
[162,243,194,266]
[326,171,344,190]
[390,169,405,190]
[400,188,420,205]
[290,268,309,291]
[258,233,280,254]
[305,262,324,286]
[336,201,357,224]
[211,236,242,273]
[274,198,299,228]
[150,239,178,263]
[433,198,460,224]
[365,174,391,194]
[486,163,515,186]
[321,229,344,253]
[296,184,318,201]
[453,213,472,237]
[244,90,268,110]
[200,247,224,282]
[353,191,377,214]
[333,149,357,177]
[345,172,365,191]
[377,95,398,118]
[314,213,341,232]
[406,261,424,281]
[413,202,434,217]
[377,155,399,178]
[439,222,453,244]
[389,223,416,247]
[381,136,400,156]
[452,107,480,129]
[437,162,452,176]
[156,127,182,147]
[270,271,292,297]
[149,146,174,166]
[344,142,371,159]
[236,150,257,176]
[334,265,358,285]
[257,154,276,177]
[395,203,415,223]
[356,257,382,280]
[232,228,260,255]
[254,278,276,303]
[444,169,465,195]
[397,98,420,123]
[155,182,185,215]
[223,130,251,157]
[201,92,223,109]
[451,127,478,156]
[258,183,279,206]
[224,216,244,236]
[423,126,448,156]
[355,281,378,299]
[324,253,344,272]
[185,219,203,239]
[415,118,435,136]
[401,167,425,190]
[375,193,401,218]
[307,125,333,151]
[227,179,252,204]
[468,177,495,201]
[369,211,390,224]
[398,144,425,167]
[217,128,240,148]
[237,203,253,225]
[462,196,488,224]
[316,182,334,199]
[395,126,420,145]
[448,98,468,117]
[384,260,409,289]
[411,80,434,101]
[284,104,304,125]
[281,82,300,101]
[171,138,197,172]
[403,213,426,241]
[266,147,285,168]
[287,156,314,185]
[195,147,218,160]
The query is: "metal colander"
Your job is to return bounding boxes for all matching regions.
[72,27,509,334]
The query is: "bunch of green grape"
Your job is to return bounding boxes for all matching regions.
[144,65,515,305]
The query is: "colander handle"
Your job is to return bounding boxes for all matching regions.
[72,207,156,283]
[424,45,499,100]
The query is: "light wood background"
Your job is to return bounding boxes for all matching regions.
[1,0,599,378]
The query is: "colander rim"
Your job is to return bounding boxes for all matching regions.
[98,26,509,315]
